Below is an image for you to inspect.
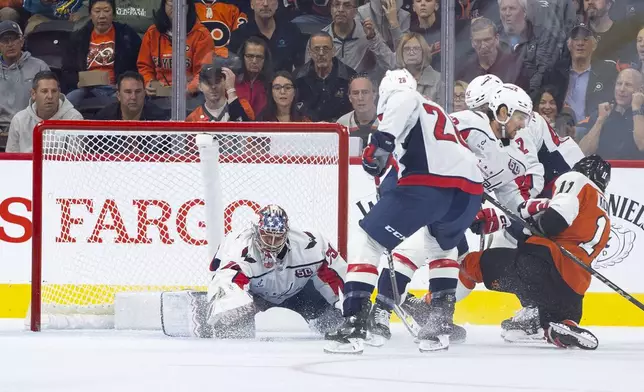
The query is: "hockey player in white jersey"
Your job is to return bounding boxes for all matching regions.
[203,204,347,338]
[366,83,545,346]
[324,69,483,354]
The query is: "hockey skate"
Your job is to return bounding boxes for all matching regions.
[417,294,455,352]
[501,306,544,343]
[323,300,370,354]
[402,294,467,344]
[365,300,392,347]
[547,320,599,350]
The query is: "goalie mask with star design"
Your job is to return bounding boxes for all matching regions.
[254,204,289,255]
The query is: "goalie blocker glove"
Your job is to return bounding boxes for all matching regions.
[362,131,396,177]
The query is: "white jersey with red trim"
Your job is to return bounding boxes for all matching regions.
[378,90,483,194]
[519,112,584,190]
[210,227,346,305]
[450,110,545,211]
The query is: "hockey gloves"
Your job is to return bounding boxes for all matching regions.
[517,198,550,220]
[470,208,509,235]
[362,131,396,177]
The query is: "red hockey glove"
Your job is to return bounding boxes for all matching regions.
[470,208,509,235]
[517,198,550,220]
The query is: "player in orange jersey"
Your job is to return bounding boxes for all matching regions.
[462,154,611,350]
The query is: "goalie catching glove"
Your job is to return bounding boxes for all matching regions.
[362,131,396,177]
[470,207,510,235]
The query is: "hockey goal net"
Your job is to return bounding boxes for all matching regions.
[30,120,349,331]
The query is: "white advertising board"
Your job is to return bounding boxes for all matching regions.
[1,159,643,294]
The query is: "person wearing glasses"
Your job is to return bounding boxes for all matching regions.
[453,80,468,112]
[258,71,310,122]
[395,32,440,101]
[234,36,272,118]
[294,31,356,122]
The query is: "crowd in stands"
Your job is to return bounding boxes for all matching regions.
[0,0,644,159]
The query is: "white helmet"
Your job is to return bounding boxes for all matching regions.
[465,74,502,110]
[378,68,417,103]
[488,83,533,125]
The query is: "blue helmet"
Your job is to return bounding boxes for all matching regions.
[255,204,289,254]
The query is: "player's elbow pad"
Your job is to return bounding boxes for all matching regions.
[537,208,570,238]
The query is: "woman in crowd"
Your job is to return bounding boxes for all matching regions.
[534,85,576,138]
[395,32,440,102]
[63,0,141,107]
[258,71,310,122]
[453,80,468,112]
[137,0,213,97]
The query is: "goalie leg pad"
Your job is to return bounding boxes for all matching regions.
[161,290,213,338]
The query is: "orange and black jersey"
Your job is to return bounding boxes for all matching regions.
[194,0,247,49]
[527,171,611,295]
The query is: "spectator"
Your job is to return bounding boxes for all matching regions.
[453,80,468,111]
[0,21,50,132]
[396,32,440,101]
[541,22,617,126]
[629,26,644,73]
[22,0,85,36]
[228,0,305,72]
[94,71,168,120]
[194,0,247,52]
[309,0,395,87]
[6,71,82,152]
[337,74,378,144]
[186,64,254,121]
[534,85,577,138]
[497,0,557,94]
[585,0,636,65]
[0,0,22,22]
[137,0,214,96]
[281,0,332,35]
[235,36,271,118]
[578,68,644,159]
[456,18,527,86]
[527,0,577,58]
[357,0,410,51]
[294,32,356,122]
[63,0,141,107]
[410,0,441,69]
[258,70,310,121]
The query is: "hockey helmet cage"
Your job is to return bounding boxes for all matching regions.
[255,204,290,254]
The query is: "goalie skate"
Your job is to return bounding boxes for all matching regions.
[547,320,599,350]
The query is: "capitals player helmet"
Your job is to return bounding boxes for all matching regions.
[465,74,502,110]
[573,154,611,192]
[378,68,418,112]
[488,83,533,125]
[255,204,290,254]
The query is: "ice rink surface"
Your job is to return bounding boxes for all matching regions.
[1,309,643,392]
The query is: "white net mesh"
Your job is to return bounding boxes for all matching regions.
[34,123,346,324]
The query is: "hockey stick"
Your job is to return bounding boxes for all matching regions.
[374,176,420,337]
[482,193,644,312]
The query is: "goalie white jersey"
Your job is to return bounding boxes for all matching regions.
[451,110,545,211]
[210,228,346,305]
[519,112,584,189]
[378,90,483,194]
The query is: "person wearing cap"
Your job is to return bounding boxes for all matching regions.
[62,0,141,107]
[186,64,254,122]
[0,20,49,145]
[541,22,617,125]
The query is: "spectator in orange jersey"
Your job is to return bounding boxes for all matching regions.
[193,0,247,51]
[137,0,214,97]
[186,63,254,122]
[258,71,311,122]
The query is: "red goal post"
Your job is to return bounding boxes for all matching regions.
[30,120,349,331]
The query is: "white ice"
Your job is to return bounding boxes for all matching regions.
[1,309,643,392]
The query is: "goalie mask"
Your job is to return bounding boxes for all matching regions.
[255,204,290,255]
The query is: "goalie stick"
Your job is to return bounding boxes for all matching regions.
[482,193,644,312]
[374,176,421,338]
